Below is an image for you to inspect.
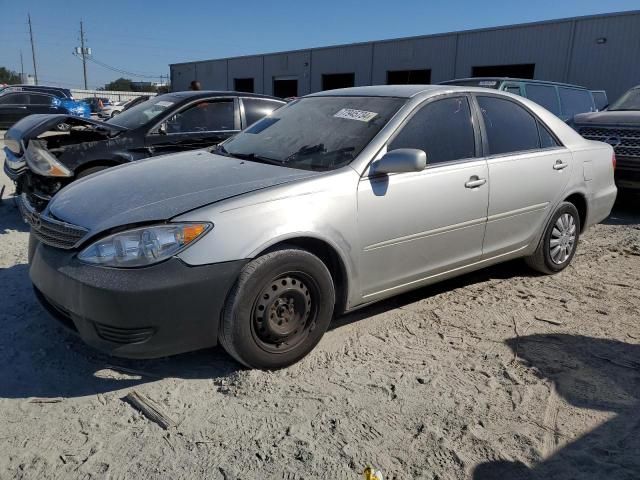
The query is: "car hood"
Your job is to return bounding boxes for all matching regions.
[4,114,126,155]
[573,110,640,126]
[47,151,320,236]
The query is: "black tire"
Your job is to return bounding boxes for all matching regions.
[220,247,335,369]
[76,165,110,179]
[111,110,119,117]
[525,201,580,274]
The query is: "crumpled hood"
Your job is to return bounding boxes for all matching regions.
[573,110,640,126]
[48,151,319,235]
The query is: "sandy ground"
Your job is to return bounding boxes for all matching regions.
[1,133,639,479]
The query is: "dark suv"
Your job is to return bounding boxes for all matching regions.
[4,91,285,211]
[571,85,640,191]
[0,84,74,99]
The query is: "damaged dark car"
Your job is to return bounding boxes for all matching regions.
[3,91,285,211]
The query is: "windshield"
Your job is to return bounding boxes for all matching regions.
[220,96,405,171]
[106,94,176,129]
[608,87,640,111]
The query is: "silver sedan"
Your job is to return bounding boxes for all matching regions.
[26,85,617,369]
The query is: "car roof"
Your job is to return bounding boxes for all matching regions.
[308,85,449,98]
[166,90,286,102]
[440,77,589,90]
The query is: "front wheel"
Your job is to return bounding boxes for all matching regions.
[525,201,580,274]
[219,248,335,369]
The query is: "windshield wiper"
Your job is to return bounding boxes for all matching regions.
[226,151,283,166]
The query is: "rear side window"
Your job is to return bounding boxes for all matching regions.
[243,98,282,126]
[526,84,561,115]
[477,96,540,155]
[537,121,560,149]
[559,88,594,118]
[389,96,476,165]
[0,93,28,104]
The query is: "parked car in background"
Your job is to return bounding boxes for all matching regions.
[440,78,597,121]
[0,91,89,130]
[24,85,616,369]
[571,85,640,191]
[591,90,609,111]
[0,84,74,100]
[98,100,127,118]
[82,97,112,114]
[4,91,285,211]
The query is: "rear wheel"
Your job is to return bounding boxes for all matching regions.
[220,248,335,369]
[525,201,580,274]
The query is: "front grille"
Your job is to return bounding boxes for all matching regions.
[94,323,155,344]
[18,194,88,249]
[579,126,640,159]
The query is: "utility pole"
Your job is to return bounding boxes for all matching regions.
[20,51,25,82]
[27,14,38,85]
[79,21,89,89]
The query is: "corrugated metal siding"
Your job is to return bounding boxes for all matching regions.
[310,44,373,91]
[263,51,311,96]
[568,12,640,100]
[372,35,458,84]
[227,56,264,92]
[455,22,574,80]
[169,11,640,100]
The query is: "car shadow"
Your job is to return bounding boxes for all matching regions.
[603,192,640,226]
[472,334,640,479]
[0,196,29,234]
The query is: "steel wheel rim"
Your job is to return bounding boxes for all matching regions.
[251,272,318,354]
[550,212,576,265]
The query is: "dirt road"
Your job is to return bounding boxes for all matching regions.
[1,143,638,479]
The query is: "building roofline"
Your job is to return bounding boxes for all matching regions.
[170,9,640,67]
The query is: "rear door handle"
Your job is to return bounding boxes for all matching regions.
[553,160,569,170]
[465,176,487,188]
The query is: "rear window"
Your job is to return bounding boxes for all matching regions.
[525,84,560,116]
[559,88,594,118]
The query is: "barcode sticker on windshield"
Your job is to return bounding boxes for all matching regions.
[334,108,378,122]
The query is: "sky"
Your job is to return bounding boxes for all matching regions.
[0,0,638,90]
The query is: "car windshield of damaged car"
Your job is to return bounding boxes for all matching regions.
[106,95,176,129]
[218,96,405,171]
[607,87,640,111]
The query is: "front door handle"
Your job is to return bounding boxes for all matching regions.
[553,160,569,170]
[465,176,487,188]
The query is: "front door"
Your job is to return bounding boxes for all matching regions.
[357,95,489,300]
[146,98,239,155]
[474,94,573,256]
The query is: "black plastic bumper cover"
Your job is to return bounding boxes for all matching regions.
[30,241,248,359]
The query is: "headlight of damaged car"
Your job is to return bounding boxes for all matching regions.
[26,143,72,177]
[78,223,212,267]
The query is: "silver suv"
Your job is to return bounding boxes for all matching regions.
[27,85,617,369]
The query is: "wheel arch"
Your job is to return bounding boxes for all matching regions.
[563,191,588,232]
[250,235,351,315]
[74,159,123,177]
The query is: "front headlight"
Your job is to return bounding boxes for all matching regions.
[26,143,72,177]
[78,223,212,268]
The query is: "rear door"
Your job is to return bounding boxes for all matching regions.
[357,95,489,299]
[0,93,29,128]
[145,97,240,154]
[475,94,572,256]
[26,93,60,115]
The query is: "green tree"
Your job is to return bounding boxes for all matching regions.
[104,77,134,91]
[0,67,22,85]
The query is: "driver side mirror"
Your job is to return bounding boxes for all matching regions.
[372,148,427,175]
[157,121,168,135]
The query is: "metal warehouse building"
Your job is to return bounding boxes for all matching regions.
[170,10,640,101]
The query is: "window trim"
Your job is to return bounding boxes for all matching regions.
[380,93,482,171]
[147,96,240,136]
[471,93,565,159]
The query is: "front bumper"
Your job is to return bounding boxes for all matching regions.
[615,156,640,190]
[30,239,248,358]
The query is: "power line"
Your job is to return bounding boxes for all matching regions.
[82,55,162,79]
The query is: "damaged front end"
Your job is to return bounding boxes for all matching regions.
[3,114,126,211]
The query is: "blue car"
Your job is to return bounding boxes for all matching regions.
[0,90,89,130]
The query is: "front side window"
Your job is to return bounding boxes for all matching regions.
[559,88,594,118]
[166,100,235,133]
[526,84,560,115]
[389,96,476,165]
[477,96,540,155]
[221,96,405,172]
[242,98,282,126]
